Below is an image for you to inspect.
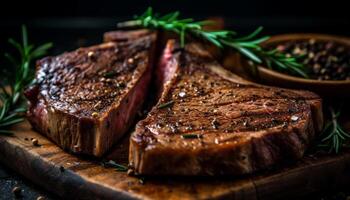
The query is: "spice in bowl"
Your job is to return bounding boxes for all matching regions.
[273,39,350,80]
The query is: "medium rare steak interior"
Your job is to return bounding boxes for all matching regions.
[129,40,323,175]
[25,33,157,157]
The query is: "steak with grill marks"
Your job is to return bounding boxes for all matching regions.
[129,40,323,175]
[24,33,157,157]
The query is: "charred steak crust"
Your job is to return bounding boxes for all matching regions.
[25,34,157,157]
[129,40,323,176]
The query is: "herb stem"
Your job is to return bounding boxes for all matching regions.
[330,107,338,133]
[118,7,308,78]
[117,20,142,28]
[102,160,128,172]
[157,100,174,109]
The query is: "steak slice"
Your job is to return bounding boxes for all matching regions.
[129,40,323,176]
[25,33,157,157]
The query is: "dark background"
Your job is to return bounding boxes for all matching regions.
[1,0,349,83]
[0,0,350,199]
[1,0,350,54]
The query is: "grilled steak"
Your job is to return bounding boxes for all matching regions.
[129,40,323,175]
[25,34,157,157]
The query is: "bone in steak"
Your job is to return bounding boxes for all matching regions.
[129,40,323,175]
[25,33,157,157]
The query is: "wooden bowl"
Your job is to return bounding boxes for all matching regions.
[239,33,350,97]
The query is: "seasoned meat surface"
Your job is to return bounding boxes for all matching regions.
[25,33,157,157]
[129,40,323,175]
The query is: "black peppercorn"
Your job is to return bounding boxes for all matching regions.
[12,186,22,198]
[273,39,350,80]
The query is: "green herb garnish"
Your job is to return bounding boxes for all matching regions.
[181,134,202,139]
[103,71,118,78]
[157,100,174,109]
[102,160,128,172]
[138,176,146,184]
[0,25,52,135]
[318,106,350,154]
[118,7,308,78]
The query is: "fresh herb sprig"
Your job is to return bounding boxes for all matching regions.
[0,25,52,135]
[318,106,350,154]
[181,134,202,139]
[118,7,308,78]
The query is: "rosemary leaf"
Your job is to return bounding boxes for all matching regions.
[235,46,262,63]
[0,118,24,127]
[22,25,28,49]
[181,134,202,139]
[0,100,9,120]
[1,112,20,122]
[157,100,174,109]
[31,43,54,58]
[103,71,118,78]
[233,26,264,41]
[12,107,27,113]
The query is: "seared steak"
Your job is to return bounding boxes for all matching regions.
[129,40,323,175]
[25,34,157,157]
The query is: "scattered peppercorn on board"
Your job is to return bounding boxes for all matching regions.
[0,120,350,200]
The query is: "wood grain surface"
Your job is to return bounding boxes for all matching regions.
[0,120,350,200]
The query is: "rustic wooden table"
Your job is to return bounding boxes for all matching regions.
[0,156,349,200]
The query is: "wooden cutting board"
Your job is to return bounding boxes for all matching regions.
[0,120,350,200]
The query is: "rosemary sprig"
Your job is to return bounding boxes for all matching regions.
[0,25,52,135]
[118,7,308,78]
[318,106,350,154]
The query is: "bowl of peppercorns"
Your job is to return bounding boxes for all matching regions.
[240,33,350,97]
